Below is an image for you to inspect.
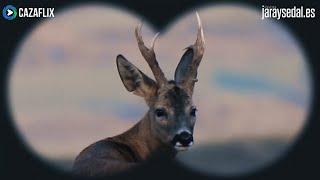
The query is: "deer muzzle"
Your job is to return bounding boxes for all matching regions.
[172,130,194,151]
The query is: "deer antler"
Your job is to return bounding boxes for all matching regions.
[189,12,205,75]
[196,12,205,45]
[174,12,205,94]
[135,23,167,86]
[184,12,205,91]
[191,12,205,81]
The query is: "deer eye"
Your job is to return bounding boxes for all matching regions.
[155,108,167,117]
[190,108,197,117]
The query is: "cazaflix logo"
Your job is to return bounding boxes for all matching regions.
[2,5,54,20]
[2,5,17,20]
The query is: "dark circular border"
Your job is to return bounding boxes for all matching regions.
[1,0,319,180]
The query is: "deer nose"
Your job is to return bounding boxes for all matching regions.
[173,131,193,147]
[179,131,192,141]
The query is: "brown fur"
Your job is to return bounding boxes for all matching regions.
[73,113,175,176]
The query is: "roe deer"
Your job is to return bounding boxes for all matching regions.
[72,13,205,176]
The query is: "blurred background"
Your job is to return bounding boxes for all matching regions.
[9,4,311,176]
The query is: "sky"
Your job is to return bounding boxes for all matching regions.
[9,4,311,176]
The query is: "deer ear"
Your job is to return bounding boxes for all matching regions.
[174,48,199,95]
[116,55,157,98]
[174,48,195,84]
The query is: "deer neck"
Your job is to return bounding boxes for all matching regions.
[116,111,175,161]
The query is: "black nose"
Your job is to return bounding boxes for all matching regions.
[173,131,193,146]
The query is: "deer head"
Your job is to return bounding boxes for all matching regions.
[116,13,205,151]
